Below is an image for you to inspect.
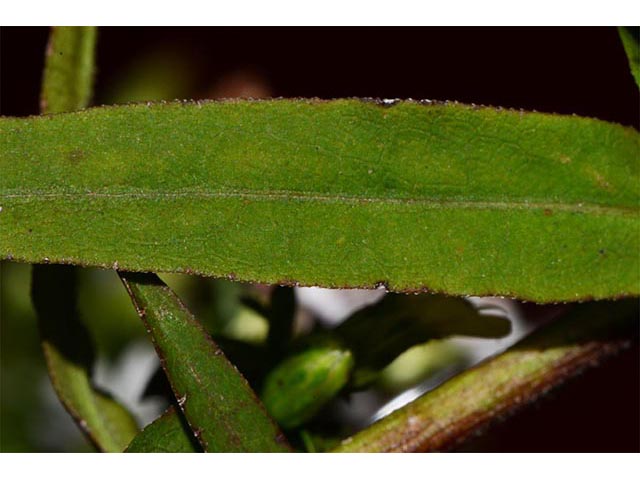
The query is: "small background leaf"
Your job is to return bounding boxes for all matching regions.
[40,26,96,114]
[32,265,138,452]
[618,27,640,89]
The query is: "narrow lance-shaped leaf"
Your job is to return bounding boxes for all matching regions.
[1,100,638,302]
[333,299,639,452]
[31,26,138,452]
[618,27,640,90]
[119,272,292,452]
[125,406,201,453]
[32,265,138,452]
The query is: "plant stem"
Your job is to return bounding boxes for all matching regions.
[333,300,638,452]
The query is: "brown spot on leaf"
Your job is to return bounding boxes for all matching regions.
[585,167,612,191]
[67,148,86,163]
[594,173,611,191]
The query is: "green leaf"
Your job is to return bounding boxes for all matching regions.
[32,265,138,452]
[261,347,354,429]
[1,100,638,302]
[335,294,511,387]
[333,299,639,452]
[40,26,97,114]
[125,406,201,453]
[618,27,640,89]
[119,272,291,452]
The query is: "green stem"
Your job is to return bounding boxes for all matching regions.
[333,300,638,452]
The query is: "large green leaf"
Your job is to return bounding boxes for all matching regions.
[32,264,138,452]
[333,299,639,452]
[1,100,638,302]
[119,272,291,452]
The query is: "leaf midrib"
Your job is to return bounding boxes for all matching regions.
[2,189,637,217]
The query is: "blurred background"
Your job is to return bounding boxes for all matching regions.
[1,27,639,452]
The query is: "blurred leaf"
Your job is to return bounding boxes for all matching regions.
[261,347,354,429]
[239,294,270,319]
[298,429,342,453]
[1,263,50,452]
[218,305,269,344]
[619,27,640,89]
[76,268,146,358]
[334,299,639,452]
[40,26,96,114]
[335,293,510,387]
[120,272,291,452]
[125,406,201,453]
[378,339,467,393]
[2,101,639,302]
[32,265,138,452]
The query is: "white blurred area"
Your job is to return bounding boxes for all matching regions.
[93,341,166,426]
[295,286,386,327]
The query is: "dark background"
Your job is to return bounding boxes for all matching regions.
[1,27,639,125]
[1,27,638,452]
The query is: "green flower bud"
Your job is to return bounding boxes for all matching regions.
[261,347,354,429]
